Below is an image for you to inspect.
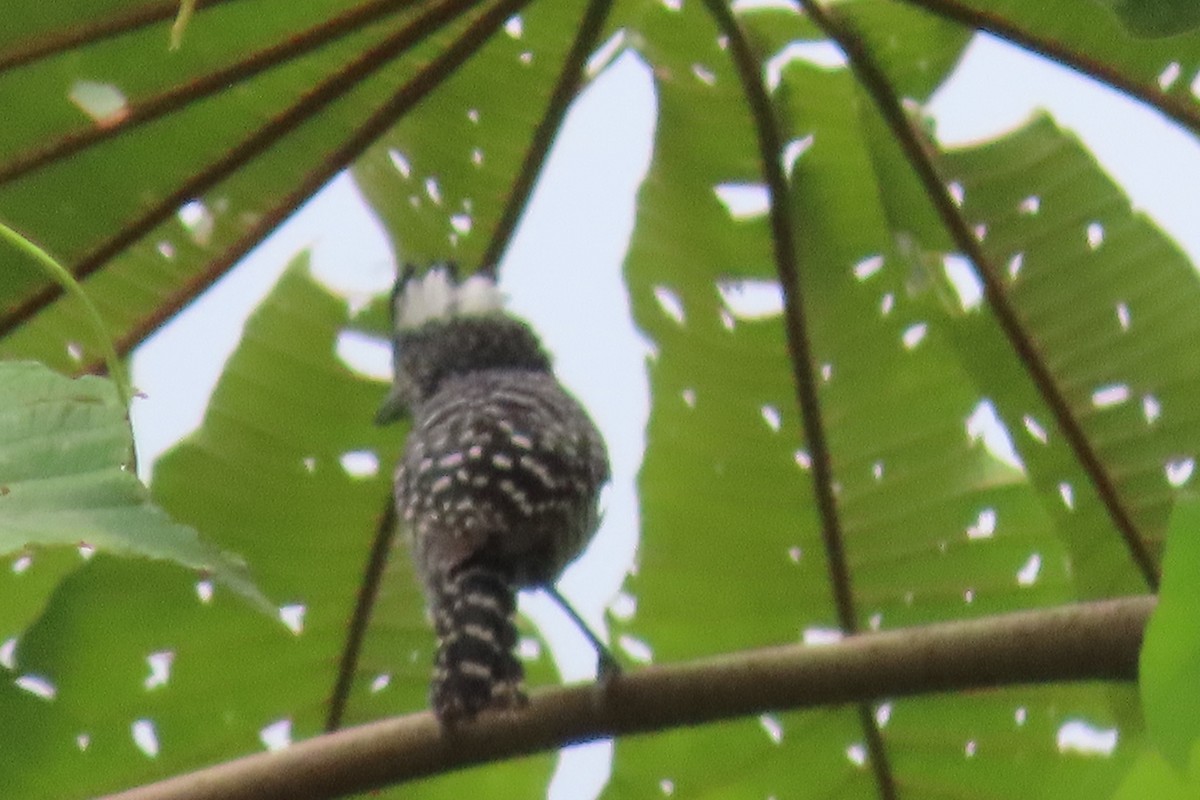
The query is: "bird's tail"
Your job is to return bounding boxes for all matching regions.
[430,562,525,722]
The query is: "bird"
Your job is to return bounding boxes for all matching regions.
[377,264,615,723]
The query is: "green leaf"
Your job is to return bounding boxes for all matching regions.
[1092,0,1200,38]
[1140,499,1200,770]
[0,361,267,613]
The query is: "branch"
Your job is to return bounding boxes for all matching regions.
[896,0,1200,138]
[99,596,1154,800]
[799,0,1160,589]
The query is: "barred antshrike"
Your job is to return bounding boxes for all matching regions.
[377,265,614,722]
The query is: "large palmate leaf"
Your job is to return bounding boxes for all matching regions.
[0,360,267,645]
[0,0,1198,798]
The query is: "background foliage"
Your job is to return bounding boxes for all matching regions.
[0,0,1197,797]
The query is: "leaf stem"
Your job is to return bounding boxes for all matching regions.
[0,222,133,410]
[100,595,1154,800]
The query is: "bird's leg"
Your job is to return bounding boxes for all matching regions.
[544,585,622,680]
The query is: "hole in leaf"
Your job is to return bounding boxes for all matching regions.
[68,80,129,126]
[760,405,782,432]
[1116,302,1131,331]
[652,286,685,325]
[846,743,867,767]
[1091,384,1130,409]
[947,181,965,206]
[424,177,443,206]
[1143,395,1162,424]
[279,604,306,635]
[76,733,90,751]
[618,634,653,663]
[1015,707,1028,726]
[1056,720,1117,756]
[901,322,928,350]
[388,149,411,178]
[787,546,802,563]
[610,591,637,621]
[11,555,31,575]
[681,388,696,408]
[334,330,391,382]
[196,580,214,604]
[177,200,213,246]
[875,702,892,727]
[712,182,768,220]
[794,450,811,470]
[1019,195,1040,215]
[1007,252,1024,280]
[944,254,982,311]
[966,508,997,540]
[717,279,783,320]
[852,254,884,281]
[517,637,541,661]
[691,63,716,85]
[1058,482,1075,511]
[339,451,379,479]
[1166,457,1195,487]
[759,714,783,744]
[965,740,977,757]
[802,627,842,645]
[144,651,174,690]
[781,134,814,175]
[16,674,55,700]
[1159,62,1181,90]
[880,293,895,316]
[1017,553,1042,586]
[132,719,159,758]
[504,14,523,37]
[259,719,292,752]
[370,673,391,693]
[1023,414,1048,444]
[1086,222,1104,249]
[0,638,16,669]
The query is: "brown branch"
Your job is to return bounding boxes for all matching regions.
[99,596,1154,800]
[87,0,538,368]
[0,0,483,345]
[0,0,425,185]
[0,0,243,74]
[799,0,1161,590]
[702,0,895,796]
[325,496,398,732]
[896,0,1200,138]
[479,0,616,273]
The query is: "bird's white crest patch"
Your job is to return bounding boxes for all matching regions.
[395,267,505,329]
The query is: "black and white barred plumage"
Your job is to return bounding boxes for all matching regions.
[380,266,609,722]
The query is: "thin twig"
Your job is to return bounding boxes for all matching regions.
[799,0,1160,590]
[702,1,896,795]
[0,0,243,74]
[100,596,1154,800]
[0,0,483,345]
[0,0,425,185]
[325,496,399,732]
[479,0,616,273]
[896,0,1200,138]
